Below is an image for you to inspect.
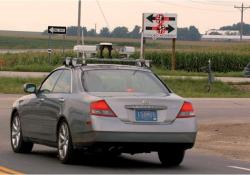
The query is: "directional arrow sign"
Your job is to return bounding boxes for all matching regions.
[48,26,66,35]
[143,13,177,39]
[146,24,175,34]
[147,14,176,23]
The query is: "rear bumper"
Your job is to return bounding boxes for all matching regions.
[74,131,196,143]
[72,116,197,149]
[74,132,196,154]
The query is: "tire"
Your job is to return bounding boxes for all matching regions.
[57,121,76,164]
[158,149,185,167]
[10,112,33,153]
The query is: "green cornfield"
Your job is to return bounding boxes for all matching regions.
[139,51,250,72]
[0,50,250,72]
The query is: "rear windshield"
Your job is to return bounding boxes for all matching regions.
[82,69,169,94]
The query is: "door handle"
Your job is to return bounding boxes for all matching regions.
[58,98,65,102]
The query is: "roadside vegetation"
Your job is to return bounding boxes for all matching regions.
[0,50,249,73]
[0,32,250,75]
[163,78,250,98]
[1,77,249,98]
[152,66,244,77]
[0,77,42,94]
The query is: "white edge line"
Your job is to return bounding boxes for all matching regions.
[228,166,250,172]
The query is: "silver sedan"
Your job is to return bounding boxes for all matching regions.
[10,64,197,166]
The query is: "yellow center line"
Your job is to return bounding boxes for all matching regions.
[0,170,9,175]
[0,166,23,175]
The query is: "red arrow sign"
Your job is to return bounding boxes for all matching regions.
[147,14,176,23]
[146,24,175,34]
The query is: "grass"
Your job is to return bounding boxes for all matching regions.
[0,77,42,94]
[152,66,244,77]
[0,64,58,72]
[163,78,250,98]
[1,77,249,98]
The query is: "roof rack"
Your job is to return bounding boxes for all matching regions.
[63,57,151,68]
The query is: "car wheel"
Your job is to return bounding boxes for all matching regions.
[158,149,185,167]
[58,121,76,164]
[10,113,33,153]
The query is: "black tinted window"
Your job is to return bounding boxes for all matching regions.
[82,69,169,94]
[53,70,71,93]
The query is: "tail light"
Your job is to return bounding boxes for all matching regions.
[177,101,195,118]
[90,100,117,117]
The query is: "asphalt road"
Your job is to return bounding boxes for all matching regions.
[0,94,250,174]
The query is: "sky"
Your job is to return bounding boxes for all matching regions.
[0,0,250,34]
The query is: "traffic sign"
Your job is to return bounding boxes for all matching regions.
[48,26,66,35]
[143,13,177,39]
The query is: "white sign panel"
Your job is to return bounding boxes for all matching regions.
[143,13,177,39]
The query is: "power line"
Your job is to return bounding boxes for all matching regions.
[96,0,110,29]
[157,0,235,12]
[234,3,250,41]
[189,0,234,7]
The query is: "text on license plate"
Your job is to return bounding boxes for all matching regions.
[135,110,157,122]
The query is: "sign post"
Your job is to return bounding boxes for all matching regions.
[140,14,145,59]
[172,38,176,70]
[48,34,52,64]
[47,26,67,64]
[63,34,66,55]
[142,13,177,70]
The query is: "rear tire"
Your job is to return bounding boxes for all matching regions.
[158,149,185,167]
[10,113,33,153]
[57,121,76,164]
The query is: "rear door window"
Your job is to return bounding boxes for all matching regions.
[53,70,71,93]
[39,70,63,94]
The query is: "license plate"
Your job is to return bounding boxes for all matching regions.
[135,110,157,122]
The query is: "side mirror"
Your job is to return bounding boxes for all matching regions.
[23,83,37,94]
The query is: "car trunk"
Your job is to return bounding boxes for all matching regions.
[90,92,184,124]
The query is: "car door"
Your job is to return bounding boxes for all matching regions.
[36,69,72,142]
[31,69,63,140]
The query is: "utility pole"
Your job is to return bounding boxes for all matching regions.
[77,0,81,45]
[234,3,250,41]
[94,23,97,34]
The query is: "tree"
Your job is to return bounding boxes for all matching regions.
[111,26,129,38]
[66,26,87,36]
[177,26,201,41]
[99,27,110,37]
[188,26,201,40]
[220,23,250,35]
[87,29,97,36]
[129,25,141,38]
[177,28,189,40]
